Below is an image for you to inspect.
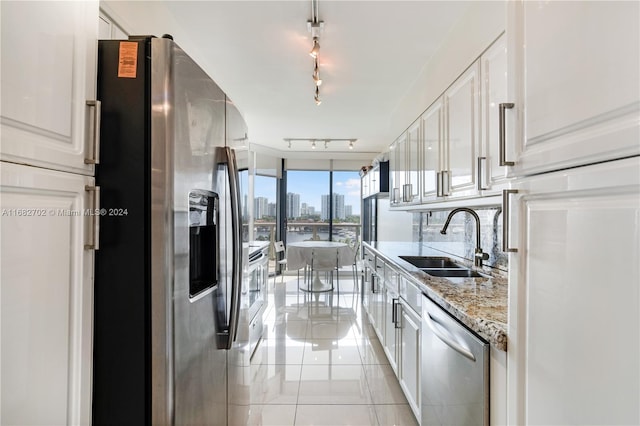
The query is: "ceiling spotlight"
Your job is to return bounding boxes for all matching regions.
[311,140,316,149]
[313,59,322,86]
[309,38,320,58]
[349,140,354,150]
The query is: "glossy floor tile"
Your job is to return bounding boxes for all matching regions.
[295,404,379,426]
[249,273,418,426]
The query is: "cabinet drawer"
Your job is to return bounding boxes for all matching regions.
[385,265,399,293]
[399,275,421,316]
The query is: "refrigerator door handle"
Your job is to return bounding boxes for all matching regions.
[225,146,243,346]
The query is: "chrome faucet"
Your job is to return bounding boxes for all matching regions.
[440,207,490,268]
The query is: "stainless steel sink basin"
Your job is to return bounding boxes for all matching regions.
[421,268,485,278]
[399,256,462,269]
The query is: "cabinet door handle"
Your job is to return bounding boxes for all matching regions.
[502,189,518,252]
[426,312,476,361]
[442,170,451,196]
[402,183,412,202]
[477,157,487,190]
[85,100,101,165]
[393,298,401,328]
[499,102,515,166]
[84,185,100,250]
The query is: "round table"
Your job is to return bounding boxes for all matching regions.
[287,241,352,292]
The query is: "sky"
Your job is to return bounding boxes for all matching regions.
[254,171,361,215]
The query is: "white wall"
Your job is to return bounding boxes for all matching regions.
[388,1,505,146]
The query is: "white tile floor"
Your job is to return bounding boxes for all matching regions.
[247,272,419,426]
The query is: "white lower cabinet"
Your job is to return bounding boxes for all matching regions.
[507,157,640,425]
[363,256,421,423]
[399,301,421,419]
[0,162,95,425]
[383,282,400,374]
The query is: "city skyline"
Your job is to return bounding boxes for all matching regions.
[254,171,361,218]
[254,191,356,221]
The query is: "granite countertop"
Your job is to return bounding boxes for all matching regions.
[364,241,508,351]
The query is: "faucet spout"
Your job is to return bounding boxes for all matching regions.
[439,208,489,268]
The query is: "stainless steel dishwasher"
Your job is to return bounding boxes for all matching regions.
[421,295,489,426]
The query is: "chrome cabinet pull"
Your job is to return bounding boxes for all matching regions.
[402,183,412,202]
[502,189,518,252]
[499,102,515,166]
[442,170,451,196]
[392,297,399,325]
[85,100,101,165]
[477,157,487,191]
[426,312,476,361]
[84,185,100,250]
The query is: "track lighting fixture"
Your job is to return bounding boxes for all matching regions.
[283,138,358,150]
[307,0,324,105]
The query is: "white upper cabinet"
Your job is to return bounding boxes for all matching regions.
[444,62,481,198]
[507,1,640,176]
[421,98,443,201]
[0,1,99,175]
[389,136,406,206]
[405,119,422,204]
[479,34,509,192]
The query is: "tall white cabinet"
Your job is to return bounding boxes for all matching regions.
[505,2,640,425]
[506,0,640,176]
[0,1,99,424]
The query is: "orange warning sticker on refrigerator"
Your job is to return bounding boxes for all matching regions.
[118,41,138,78]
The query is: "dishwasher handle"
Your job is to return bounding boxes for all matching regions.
[425,312,476,362]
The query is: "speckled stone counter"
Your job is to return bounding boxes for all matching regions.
[364,241,508,351]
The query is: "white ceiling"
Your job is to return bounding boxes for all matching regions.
[103,1,473,160]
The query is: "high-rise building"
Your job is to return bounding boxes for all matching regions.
[321,193,345,220]
[286,192,300,219]
[267,202,277,218]
[345,205,352,218]
[254,197,269,219]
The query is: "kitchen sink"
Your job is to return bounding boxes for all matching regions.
[421,268,485,278]
[399,256,462,269]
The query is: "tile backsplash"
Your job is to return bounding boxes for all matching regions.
[413,206,508,272]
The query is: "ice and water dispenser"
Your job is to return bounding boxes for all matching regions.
[188,190,219,298]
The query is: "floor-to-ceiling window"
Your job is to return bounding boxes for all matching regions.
[285,171,330,242]
[284,170,361,244]
[330,171,361,244]
[254,174,278,243]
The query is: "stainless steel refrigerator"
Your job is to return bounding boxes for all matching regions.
[94,36,248,425]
